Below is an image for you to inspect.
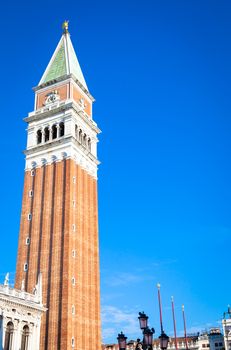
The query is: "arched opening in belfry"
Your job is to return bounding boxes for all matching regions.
[21,325,30,350]
[78,129,82,143]
[44,127,50,142]
[59,122,65,137]
[4,321,14,350]
[83,133,87,146]
[52,124,57,139]
[88,138,91,151]
[75,124,78,139]
[37,129,42,144]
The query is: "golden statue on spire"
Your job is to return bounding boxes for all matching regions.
[62,20,69,34]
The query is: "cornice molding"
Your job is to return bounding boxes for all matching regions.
[24,136,99,165]
[24,101,101,134]
[33,74,95,101]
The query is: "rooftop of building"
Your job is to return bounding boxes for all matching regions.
[0,273,45,311]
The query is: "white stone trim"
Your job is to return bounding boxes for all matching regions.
[26,100,100,133]
[25,142,98,178]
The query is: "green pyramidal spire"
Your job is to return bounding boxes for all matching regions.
[39,21,88,90]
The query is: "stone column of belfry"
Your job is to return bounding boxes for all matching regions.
[15,21,102,350]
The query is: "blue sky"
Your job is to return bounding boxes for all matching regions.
[0,0,231,344]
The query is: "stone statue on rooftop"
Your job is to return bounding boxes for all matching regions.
[4,273,9,286]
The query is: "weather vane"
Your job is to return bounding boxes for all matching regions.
[62,20,69,34]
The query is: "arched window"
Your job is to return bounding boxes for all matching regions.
[78,129,82,143]
[87,138,91,151]
[71,337,75,348]
[52,124,57,139]
[21,325,30,350]
[75,125,78,139]
[59,122,65,137]
[37,130,42,144]
[44,127,50,142]
[83,134,87,147]
[4,321,14,350]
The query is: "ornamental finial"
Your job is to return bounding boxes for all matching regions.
[62,20,69,34]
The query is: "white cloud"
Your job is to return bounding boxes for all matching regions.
[102,259,178,288]
[177,323,214,337]
[105,272,153,287]
[103,327,118,341]
[101,292,125,302]
[101,305,140,343]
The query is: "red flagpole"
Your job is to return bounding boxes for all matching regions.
[182,305,189,350]
[171,297,178,350]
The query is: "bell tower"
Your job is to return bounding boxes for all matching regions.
[15,21,101,350]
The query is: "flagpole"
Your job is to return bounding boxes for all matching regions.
[171,297,178,350]
[157,283,164,334]
[182,305,189,350]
